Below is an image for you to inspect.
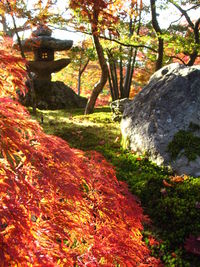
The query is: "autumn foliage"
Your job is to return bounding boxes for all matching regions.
[0,40,162,266]
[0,38,27,97]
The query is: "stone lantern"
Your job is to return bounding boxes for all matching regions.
[15,24,87,110]
[19,24,73,82]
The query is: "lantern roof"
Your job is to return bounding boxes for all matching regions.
[32,24,52,37]
[17,24,73,52]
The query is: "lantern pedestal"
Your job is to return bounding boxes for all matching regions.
[20,80,87,110]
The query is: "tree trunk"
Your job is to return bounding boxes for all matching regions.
[0,15,12,36]
[108,71,115,100]
[77,59,89,96]
[187,18,200,66]
[107,49,119,100]
[123,47,133,98]
[77,70,81,96]
[85,34,108,114]
[187,51,198,66]
[119,46,124,98]
[150,0,164,71]
[126,48,137,97]
[156,38,164,70]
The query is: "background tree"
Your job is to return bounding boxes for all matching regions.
[69,0,117,114]
[166,0,200,66]
[106,0,144,100]
[150,0,164,70]
[1,0,199,112]
[69,38,96,96]
[0,0,31,37]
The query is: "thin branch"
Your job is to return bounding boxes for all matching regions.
[168,55,187,65]
[100,35,157,52]
[80,58,90,75]
[6,0,25,58]
[168,15,183,30]
[168,0,194,29]
[50,25,157,53]
[186,4,200,12]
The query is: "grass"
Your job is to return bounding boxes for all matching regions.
[31,106,200,267]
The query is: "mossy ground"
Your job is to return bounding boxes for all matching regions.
[31,107,200,267]
[31,107,120,151]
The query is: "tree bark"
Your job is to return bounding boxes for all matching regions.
[150,0,164,71]
[0,15,12,36]
[126,49,137,97]
[119,45,124,98]
[77,59,89,96]
[84,5,109,114]
[123,13,140,98]
[186,17,200,66]
[85,34,108,114]
[84,6,108,114]
[107,49,119,100]
[108,71,115,100]
[123,47,133,97]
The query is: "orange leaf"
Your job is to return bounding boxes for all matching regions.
[170,175,185,183]
[163,179,173,187]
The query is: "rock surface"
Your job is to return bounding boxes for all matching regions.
[110,98,132,121]
[121,63,200,176]
[20,80,87,110]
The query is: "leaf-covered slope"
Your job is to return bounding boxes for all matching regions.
[0,99,162,266]
[0,37,162,266]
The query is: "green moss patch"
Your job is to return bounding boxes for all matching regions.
[168,130,200,161]
[30,107,121,151]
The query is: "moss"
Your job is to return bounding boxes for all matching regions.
[30,107,121,151]
[168,130,200,161]
[188,122,200,132]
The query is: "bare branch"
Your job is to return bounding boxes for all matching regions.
[186,4,200,12]
[168,15,183,30]
[168,55,187,65]
[100,35,157,52]
[168,0,194,29]
[50,25,157,53]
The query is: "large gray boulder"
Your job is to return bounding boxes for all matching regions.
[121,63,200,176]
